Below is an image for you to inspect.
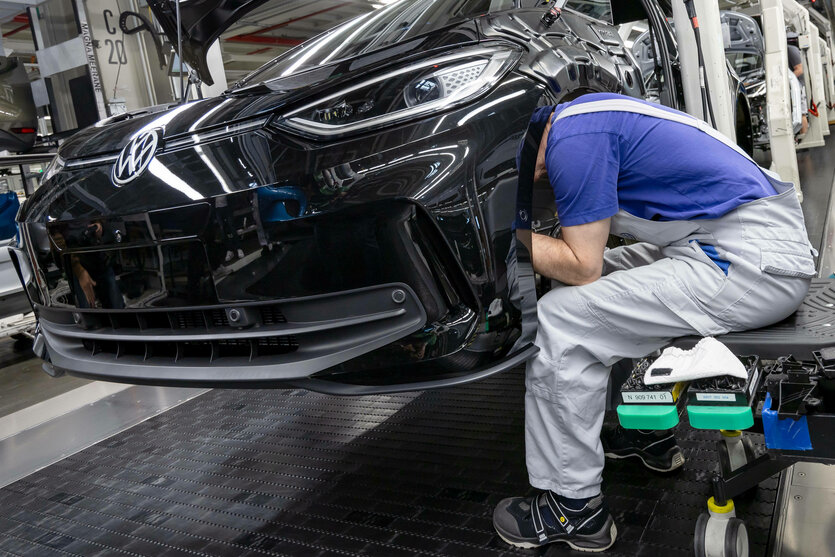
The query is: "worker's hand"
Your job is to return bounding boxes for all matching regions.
[801,115,809,135]
[77,268,97,307]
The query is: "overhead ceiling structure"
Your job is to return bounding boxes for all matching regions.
[0,7,35,78]
[218,0,393,83]
[0,0,33,24]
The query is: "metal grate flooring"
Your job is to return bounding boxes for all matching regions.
[0,368,777,556]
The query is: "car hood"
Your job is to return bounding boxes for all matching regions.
[148,0,271,86]
[57,19,481,161]
[148,0,498,87]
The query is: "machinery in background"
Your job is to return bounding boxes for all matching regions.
[628,12,756,155]
[721,11,772,149]
[0,57,37,154]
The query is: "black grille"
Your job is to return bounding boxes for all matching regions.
[81,336,298,362]
[80,306,286,332]
[68,304,298,363]
[37,283,425,379]
[260,306,287,325]
[170,311,206,330]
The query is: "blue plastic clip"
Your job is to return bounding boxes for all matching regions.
[762,393,813,451]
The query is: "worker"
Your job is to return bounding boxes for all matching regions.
[492,92,815,552]
[787,31,809,134]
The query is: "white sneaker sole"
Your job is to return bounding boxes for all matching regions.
[497,523,618,552]
[605,450,685,473]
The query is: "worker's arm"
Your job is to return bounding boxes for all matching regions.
[793,64,803,78]
[530,218,611,285]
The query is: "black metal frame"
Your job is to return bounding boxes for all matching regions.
[709,421,835,507]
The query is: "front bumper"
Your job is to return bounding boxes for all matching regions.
[14,196,491,387]
[35,283,425,386]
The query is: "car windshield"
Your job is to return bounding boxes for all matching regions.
[564,0,612,23]
[726,51,762,77]
[235,0,515,88]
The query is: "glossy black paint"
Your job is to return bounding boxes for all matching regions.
[17,2,646,391]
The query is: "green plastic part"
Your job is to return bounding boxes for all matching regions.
[687,405,754,430]
[616,405,679,430]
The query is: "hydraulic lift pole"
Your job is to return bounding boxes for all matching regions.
[671,0,736,140]
[809,30,830,136]
[807,7,835,127]
[762,0,803,196]
[825,42,835,123]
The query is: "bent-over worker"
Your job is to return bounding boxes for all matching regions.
[492,93,815,552]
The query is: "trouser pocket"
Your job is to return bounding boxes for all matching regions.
[756,246,817,278]
[653,279,728,337]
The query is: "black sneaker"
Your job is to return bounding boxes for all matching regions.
[601,425,685,472]
[493,492,617,552]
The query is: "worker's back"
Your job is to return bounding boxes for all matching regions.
[545,93,776,227]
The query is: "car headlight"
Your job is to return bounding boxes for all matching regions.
[40,155,65,186]
[276,45,521,138]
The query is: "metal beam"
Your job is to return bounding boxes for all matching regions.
[2,22,27,37]
[763,0,803,195]
[0,153,56,166]
[785,0,827,148]
[672,0,737,140]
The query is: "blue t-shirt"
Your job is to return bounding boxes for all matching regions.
[545,93,776,227]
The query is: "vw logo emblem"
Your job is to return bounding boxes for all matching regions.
[111,128,161,185]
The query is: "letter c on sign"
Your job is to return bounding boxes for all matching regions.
[103,9,116,35]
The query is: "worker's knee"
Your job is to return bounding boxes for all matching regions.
[537,285,588,330]
[526,353,608,423]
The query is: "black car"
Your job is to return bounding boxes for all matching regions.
[12,0,738,393]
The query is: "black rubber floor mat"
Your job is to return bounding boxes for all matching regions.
[678,278,835,359]
[0,368,776,556]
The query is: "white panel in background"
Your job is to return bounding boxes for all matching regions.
[29,78,49,108]
[201,40,230,98]
[35,36,87,77]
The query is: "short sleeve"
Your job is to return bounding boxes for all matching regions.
[787,45,802,68]
[545,131,620,227]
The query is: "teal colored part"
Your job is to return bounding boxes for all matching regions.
[617,405,679,430]
[687,405,754,430]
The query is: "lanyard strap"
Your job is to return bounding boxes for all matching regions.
[552,99,783,182]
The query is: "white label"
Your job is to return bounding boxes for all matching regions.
[748,366,760,398]
[695,393,736,402]
[622,392,673,403]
